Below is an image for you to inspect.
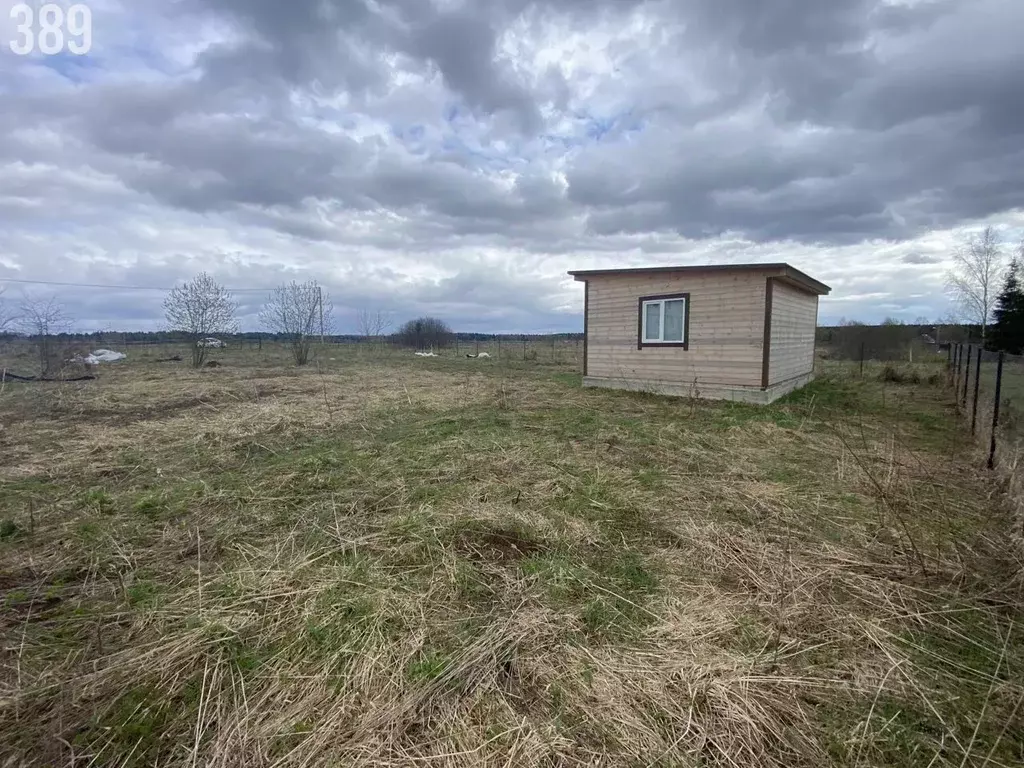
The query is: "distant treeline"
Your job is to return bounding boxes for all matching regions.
[816,322,977,361]
[0,330,585,345]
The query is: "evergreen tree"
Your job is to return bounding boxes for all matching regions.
[989,258,1024,353]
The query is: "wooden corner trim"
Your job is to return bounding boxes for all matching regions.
[761,277,774,389]
[583,281,589,377]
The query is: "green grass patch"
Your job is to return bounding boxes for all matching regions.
[2,355,1020,767]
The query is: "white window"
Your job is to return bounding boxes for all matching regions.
[640,295,688,345]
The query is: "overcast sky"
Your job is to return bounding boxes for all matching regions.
[1,0,1022,333]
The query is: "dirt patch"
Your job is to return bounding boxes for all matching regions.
[5,593,63,618]
[0,568,33,591]
[454,526,546,563]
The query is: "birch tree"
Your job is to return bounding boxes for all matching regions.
[945,227,1005,344]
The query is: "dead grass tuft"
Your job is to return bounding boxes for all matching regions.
[0,352,1021,766]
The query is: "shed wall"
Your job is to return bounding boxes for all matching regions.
[586,272,767,388]
[768,280,818,385]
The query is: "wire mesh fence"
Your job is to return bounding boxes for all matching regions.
[0,334,586,373]
[948,343,1024,470]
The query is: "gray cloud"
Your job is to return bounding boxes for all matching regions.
[1,0,1022,331]
[902,252,941,265]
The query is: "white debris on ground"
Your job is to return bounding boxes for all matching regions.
[476,352,491,358]
[82,349,127,364]
[414,351,438,357]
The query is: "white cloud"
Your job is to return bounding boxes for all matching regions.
[0,0,1022,331]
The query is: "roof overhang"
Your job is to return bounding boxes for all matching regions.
[568,263,830,296]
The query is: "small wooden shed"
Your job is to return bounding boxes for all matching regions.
[569,263,831,403]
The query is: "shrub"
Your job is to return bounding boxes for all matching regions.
[879,365,922,385]
[395,317,454,350]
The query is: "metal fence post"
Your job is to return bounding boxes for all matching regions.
[988,351,1004,470]
[960,344,967,399]
[859,341,865,377]
[961,345,970,408]
[971,346,982,435]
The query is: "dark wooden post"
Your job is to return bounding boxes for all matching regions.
[957,345,964,405]
[961,345,971,408]
[956,344,964,404]
[988,352,1004,470]
[859,341,865,377]
[971,346,982,435]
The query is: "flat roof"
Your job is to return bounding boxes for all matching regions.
[567,262,830,295]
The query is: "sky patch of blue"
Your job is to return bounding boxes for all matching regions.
[577,109,647,142]
[38,50,102,83]
[391,123,430,156]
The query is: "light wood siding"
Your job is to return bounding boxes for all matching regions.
[768,280,818,385]
[586,272,768,388]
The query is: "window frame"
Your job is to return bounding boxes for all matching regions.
[637,292,690,349]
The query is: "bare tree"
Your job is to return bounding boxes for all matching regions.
[259,280,332,366]
[946,226,1005,344]
[357,309,393,345]
[164,273,239,367]
[396,317,454,350]
[18,295,71,375]
[0,287,18,333]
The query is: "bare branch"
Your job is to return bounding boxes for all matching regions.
[259,281,332,366]
[357,309,393,340]
[396,317,453,350]
[18,294,71,375]
[0,287,19,333]
[945,226,1006,342]
[164,273,239,367]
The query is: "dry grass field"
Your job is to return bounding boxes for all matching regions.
[1,345,1022,767]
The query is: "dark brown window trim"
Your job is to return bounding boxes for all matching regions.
[761,277,775,390]
[637,292,690,350]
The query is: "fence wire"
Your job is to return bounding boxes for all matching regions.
[948,343,1024,470]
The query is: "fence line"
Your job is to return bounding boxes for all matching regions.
[971,346,981,435]
[947,342,1020,471]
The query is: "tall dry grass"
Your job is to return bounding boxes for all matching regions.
[0,357,1021,766]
